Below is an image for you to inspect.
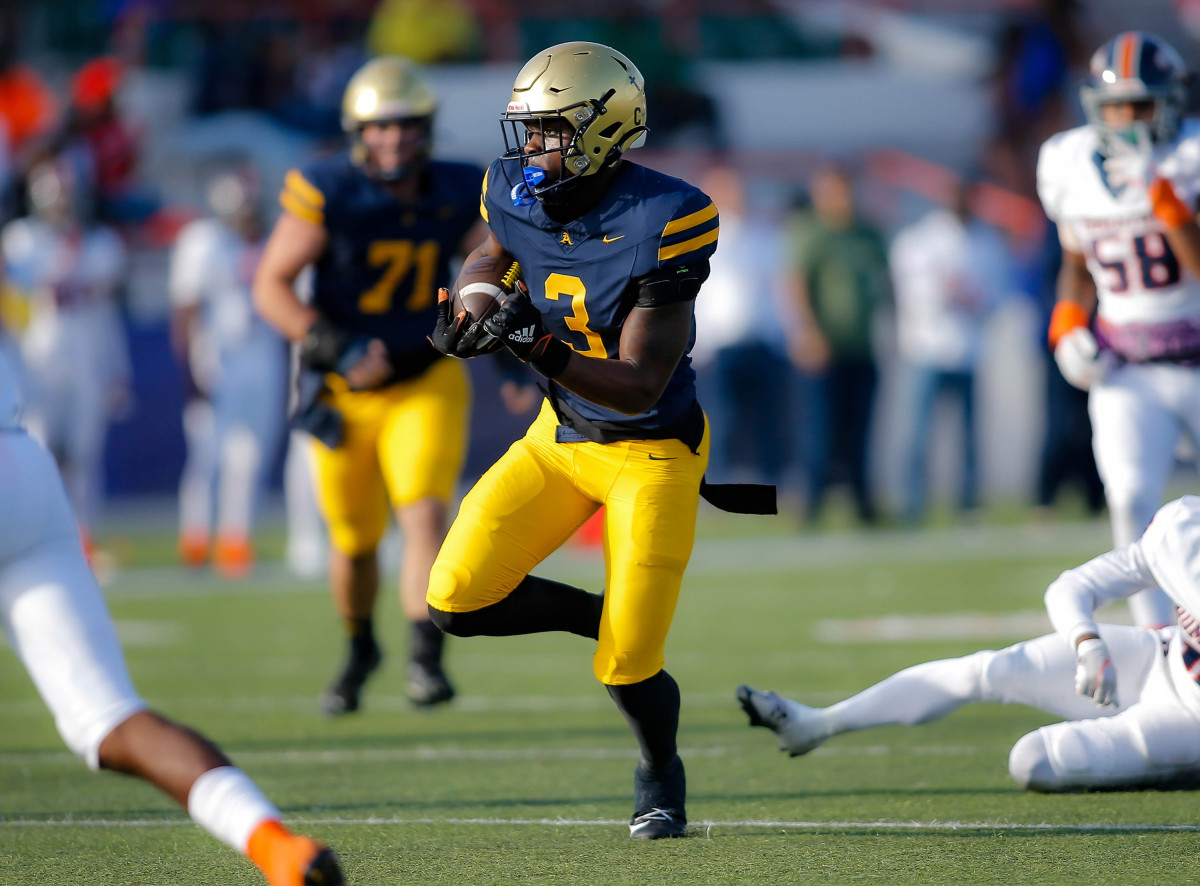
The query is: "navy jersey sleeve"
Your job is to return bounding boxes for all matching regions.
[655,190,719,270]
[279,157,340,228]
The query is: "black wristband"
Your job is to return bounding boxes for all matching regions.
[299,316,349,371]
[529,335,572,379]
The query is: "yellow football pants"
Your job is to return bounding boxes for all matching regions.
[427,400,708,685]
[311,357,470,556]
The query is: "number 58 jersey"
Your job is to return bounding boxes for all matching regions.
[1038,120,1200,363]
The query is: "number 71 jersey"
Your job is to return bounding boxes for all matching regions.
[1038,120,1200,363]
[280,153,482,360]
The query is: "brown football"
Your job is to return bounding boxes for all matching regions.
[449,255,520,324]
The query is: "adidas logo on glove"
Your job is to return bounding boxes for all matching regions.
[508,325,537,345]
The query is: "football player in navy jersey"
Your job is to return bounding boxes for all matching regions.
[254,57,485,716]
[428,41,759,840]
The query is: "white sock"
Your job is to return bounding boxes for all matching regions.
[825,655,983,733]
[187,766,281,853]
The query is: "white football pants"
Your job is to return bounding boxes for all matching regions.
[1089,361,1200,628]
[0,429,145,768]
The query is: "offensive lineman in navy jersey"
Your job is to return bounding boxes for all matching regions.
[428,41,742,840]
[254,57,484,716]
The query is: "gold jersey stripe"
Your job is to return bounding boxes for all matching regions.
[662,201,716,237]
[280,190,324,225]
[658,226,718,262]
[285,170,325,208]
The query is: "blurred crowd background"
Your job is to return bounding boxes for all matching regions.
[2,0,1196,562]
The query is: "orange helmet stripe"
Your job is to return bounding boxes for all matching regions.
[1118,32,1139,79]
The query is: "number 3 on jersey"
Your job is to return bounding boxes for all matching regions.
[358,239,440,314]
[1093,232,1181,293]
[544,273,606,357]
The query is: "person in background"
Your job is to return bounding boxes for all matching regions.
[786,164,891,525]
[692,163,791,488]
[1,154,130,556]
[254,56,484,715]
[1039,31,1200,630]
[889,179,1010,523]
[170,161,286,578]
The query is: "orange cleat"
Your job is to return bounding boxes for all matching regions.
[178,532,209,569]
[213,534,254,579]
[248,820,346,886]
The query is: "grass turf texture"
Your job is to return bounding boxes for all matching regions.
[4,510,1200,884]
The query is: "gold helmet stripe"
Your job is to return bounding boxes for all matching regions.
[479,168,490,222]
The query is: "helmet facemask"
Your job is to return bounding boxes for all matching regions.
[1081,89,1183,155]
[353,115,434,183]
[501,100,610,204]
[1080,31,1188,156]
[342,56,438,184]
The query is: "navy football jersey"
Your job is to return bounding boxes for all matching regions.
[280,152,482,363]
[482,158,718,437]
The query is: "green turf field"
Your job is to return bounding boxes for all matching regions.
[4,511,1200,885]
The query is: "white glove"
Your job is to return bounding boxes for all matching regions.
[1054,327,1110,390]
[1102,124,1157,192]
[1075,637,1119,707]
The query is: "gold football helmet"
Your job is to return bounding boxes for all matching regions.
[501,41,647,201]
[342,56,437,181]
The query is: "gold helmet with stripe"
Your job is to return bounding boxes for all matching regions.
[342,56,437,181]
[501,42,647,202]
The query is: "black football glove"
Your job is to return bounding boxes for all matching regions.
[428,287,504,358]
[482,288,571,377]
[299,315,351,371]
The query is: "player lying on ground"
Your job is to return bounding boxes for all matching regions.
[0,348,344,885]
[740,495,1200,791]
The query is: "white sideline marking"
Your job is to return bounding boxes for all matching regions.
[4,815,1199,834]
[0,743,1006,768]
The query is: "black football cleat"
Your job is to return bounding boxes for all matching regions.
[320,644,382,717]
[629,807,687,840]
[406,659,455,708]
[303,846,346,886]
[630,755,687,839]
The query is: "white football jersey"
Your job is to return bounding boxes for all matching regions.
[1045,495,1200,719]
[1038,120,1200,360]
[1,218,128,388]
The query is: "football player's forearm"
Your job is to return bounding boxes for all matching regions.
[552,357,671,415]
[253,273,317,342]
[1163,223,1200,282]
[556,303,692,413]
[1055,253,1095,310]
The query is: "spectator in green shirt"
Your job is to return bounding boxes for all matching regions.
[786,164,891,525]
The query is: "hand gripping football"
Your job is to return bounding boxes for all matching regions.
[449,256,522,324]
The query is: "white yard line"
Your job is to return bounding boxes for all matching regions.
[3,815,1197,833]
[0,742,1009,767]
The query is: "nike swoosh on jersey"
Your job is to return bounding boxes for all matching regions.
[603,234,626,243]
[647,454,676,460]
